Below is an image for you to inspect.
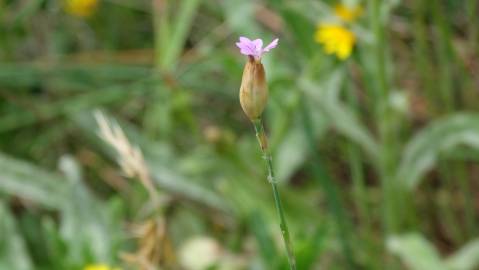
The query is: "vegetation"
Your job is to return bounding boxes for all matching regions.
[1,0,479,269]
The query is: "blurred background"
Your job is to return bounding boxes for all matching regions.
[1,0,479,269]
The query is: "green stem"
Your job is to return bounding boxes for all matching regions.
[457,164,477,237]
[413,0,435,103]
[467,0,478,53]
[345,66,370,230]
[370,0,402,236]
[431,0,455,111]
[438,162,463,244]
[300,98,357,269]
[152,0,167,71]
[370,0,388,101]
[454,163,473,240]
[252,118,297,270]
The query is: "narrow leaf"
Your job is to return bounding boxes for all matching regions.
[0,152,68,209]
[397,114,479,189]
[387,233,448,270]
[446,239,479,270]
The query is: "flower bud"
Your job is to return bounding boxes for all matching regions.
[239,58,268,120]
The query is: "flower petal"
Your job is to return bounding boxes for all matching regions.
[263,38,279,52]
[239,36,251,43]
[236,37,257,56]
[252,39,263,50]
[251,39,263,57]
[236,36,278,58]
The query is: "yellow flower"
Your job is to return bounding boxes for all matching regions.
[83,264,120,270]
[334,4,363,22]
[65,0,98,17]
[314,24,356,60]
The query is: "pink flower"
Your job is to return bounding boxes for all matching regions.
[236,36,278,59]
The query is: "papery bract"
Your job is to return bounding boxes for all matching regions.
[239,58,268,120]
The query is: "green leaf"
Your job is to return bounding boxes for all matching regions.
[160,0,201,70]
[0,202,34,270]
[58,155,116,265]
[387,233,448,270]
[274,124,309,182]
[446,239,479,270]
[12,0,43,25]
[299,71,380,163]
[273,102,328,183]
[0,152,69,209]
[148,164,230,212]
[397,114,479,189]
[294,226,328,270]
[73,111,230,213]
[220,0,260,36]
[280,8,316,58]
[248,211,279,267]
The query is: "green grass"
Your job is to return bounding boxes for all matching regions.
[1,0,479,269]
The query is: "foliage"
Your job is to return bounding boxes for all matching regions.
[1,0,479,269]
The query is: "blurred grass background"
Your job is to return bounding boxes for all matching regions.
[1,0,479,269]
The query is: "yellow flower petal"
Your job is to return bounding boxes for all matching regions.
[65,0,99,17]
[314,24,356,60]
[334,4,363,23]
[83,264,121,270]
[337,42,353,59]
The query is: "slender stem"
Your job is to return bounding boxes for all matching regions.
[345,66,370,231]
[300,98,357,269]
[467,0,479,53]
[413,0,435,103]
[252,118,297,270]
[457,163,478,237]
[370,3,404,270]
[431,0,454,112]
[438,162,463,244]
[370,0,401,235]
[152,0,171,71]
[370,0,388,101]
